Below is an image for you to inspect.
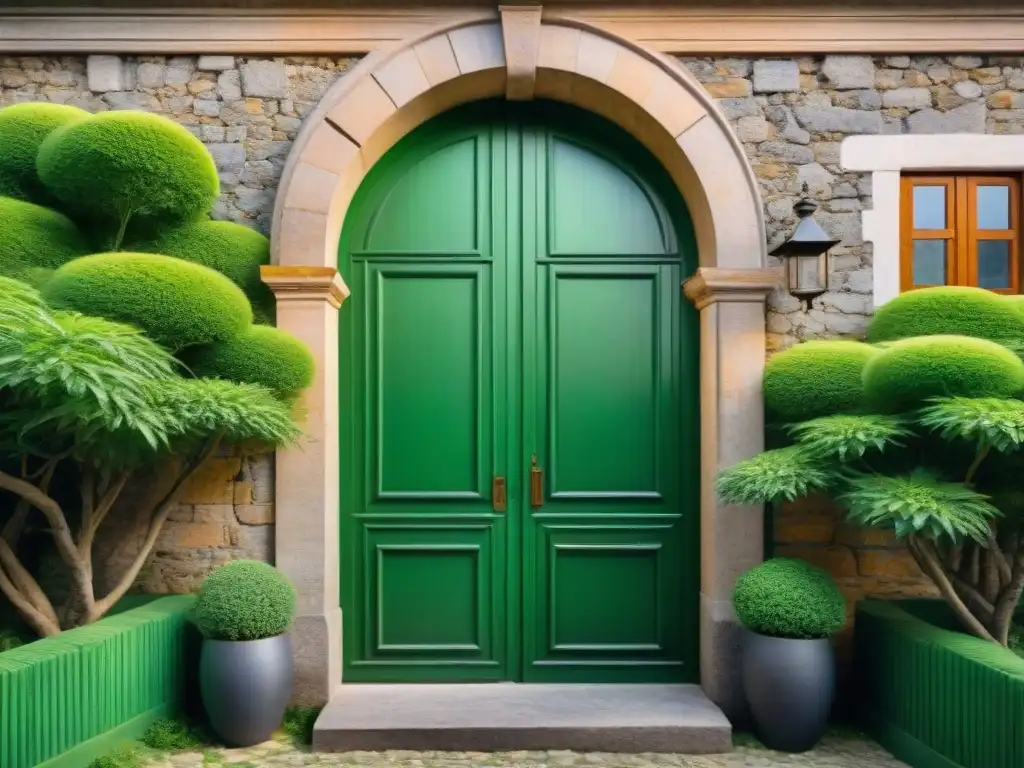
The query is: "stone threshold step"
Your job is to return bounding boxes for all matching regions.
[313,683,732,754]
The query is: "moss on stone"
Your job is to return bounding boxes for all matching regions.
[867,286,1024,344]
[0,102,88,205]
[42,252,252,351]
[863,334,1024,412]
[763,340,878,423]
[0,196,90,283]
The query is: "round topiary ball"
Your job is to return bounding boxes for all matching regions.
[0,196,90,284]
[732,557,846,639]
[36,111,219,245]
[863,334,1024,412]
[0,102,88,205]
[763,340,878,423]
[41,252,252,351]
[192,560,296,641]
[137,220,275,323]
[181,325,314,398]
[867,286,1024,344]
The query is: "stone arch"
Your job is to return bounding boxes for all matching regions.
[264,10,778,717]
[270,13,766,274]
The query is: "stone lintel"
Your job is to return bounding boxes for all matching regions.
[261,265,350,308]
[683,266,781,310]
[500,5,543,101]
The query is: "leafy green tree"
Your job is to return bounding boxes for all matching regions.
[718,287,1024,647]
[0,278,300,637]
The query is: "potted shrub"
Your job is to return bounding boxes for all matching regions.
[192,559,297,746]
[732,557,846,753]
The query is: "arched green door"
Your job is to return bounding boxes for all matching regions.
[338,100,699,683]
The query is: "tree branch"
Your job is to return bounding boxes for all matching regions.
[0,557,59,637]
[950,573,995,623]
[77,470,131,560]
[992,554,1024,646]
[0,536,59,628]
[2,459,58,547]
[909,535,997,642]
[965,444,991,486]
[90,436,223,621]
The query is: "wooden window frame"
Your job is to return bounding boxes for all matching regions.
[900,174,1021,294]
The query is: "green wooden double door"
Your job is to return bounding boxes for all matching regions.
[338,101,698,683]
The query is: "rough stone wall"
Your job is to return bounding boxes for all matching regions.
[1,52,1016,605]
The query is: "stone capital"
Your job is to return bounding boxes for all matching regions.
[261,266,350,308]
[683,267,781,310]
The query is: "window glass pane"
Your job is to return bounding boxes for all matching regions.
[977,240,1012,289]
[913,185,946,229]
[977,185,1011,230]
[912,240,947,286]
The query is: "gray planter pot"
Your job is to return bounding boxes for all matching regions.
[742,628,834,753]
[200,633,294,747]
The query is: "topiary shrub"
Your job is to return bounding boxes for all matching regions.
[0,102,88,204]
[180,325,314,399]
[763,340,878,423]
[867,286,1024,344]
[732,557,846,639]
[41,252,252,351]
[37,111,219,247]
[0,196,90,284]
[137,220,275,323]
[863,334,1024,412]
[192,560,296,641]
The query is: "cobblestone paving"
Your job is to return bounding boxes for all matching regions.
[144,734,908,768]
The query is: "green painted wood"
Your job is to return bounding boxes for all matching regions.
[338,100,698,683]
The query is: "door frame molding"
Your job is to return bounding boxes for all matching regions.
[263,8,778,718]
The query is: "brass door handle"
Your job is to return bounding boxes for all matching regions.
[530,454,543,508]
[492,476,507,513]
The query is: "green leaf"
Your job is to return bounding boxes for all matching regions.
[715,446,835,505]
[788,414,913,461]
[839,469,1000,543]
[918,396,1024,452]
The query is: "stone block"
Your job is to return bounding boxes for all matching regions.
[199,55,236,71]
[179,457,241,505]
[759,141,815,164]
[753,60,799,93]
[215,70,242,101]
[103,91,161,112]
[234,480,254,505]
[794,104,883,134]
[194,504,237,523]
[704,78,751,98]
[882,87,933,109]
[856,549,923,579]
[776,544,859,578]
[136,63,166,89]
[206,142,247,174]
[241,60,289,98]
[165,57,196,86]
[954,80,983,99]
[715,97,758,120]
[736,115,773,143]
[951,55,984,69]
[87,55,125,92]
[988,90,1024,109]
[168,521,231,549]
[822,55,875,89]
[906,101,986,133]
[236,504,275,525]
[193,98,221,117]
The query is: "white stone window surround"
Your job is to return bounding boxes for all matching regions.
[841,135,1024,308]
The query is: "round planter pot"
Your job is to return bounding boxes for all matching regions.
[741,628,834,753]
[200,633,294,747]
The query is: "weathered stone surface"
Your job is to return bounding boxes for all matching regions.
[103,91,161,111]
[207,142,248,174]
[753,59,799,92]
[236,504,275,525]
[198,55,236,71]
[906,100,986,133]
[793,104,884,133]
[822,55,875,89]
[954,79,983,99]
[136,62,165,88]
[882,87,932,109]
[241,60,288,97]
[87,54,126,91]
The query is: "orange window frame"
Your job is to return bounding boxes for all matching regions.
[900,175,1021,294]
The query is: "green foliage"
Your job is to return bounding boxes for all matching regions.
[181,326,314,399]
[715,446,834,505]
[282,706,323,746]
[863,335,1024,412]
[0,628,24,652]
[141,718,201,751]
[0,196,90,284]
[42,253,252,351]
[36,111,218,245]
[919,397,1024,452]
[732,558,846,639]
[763,340,877,422]
[866,286,1024,344]
[841,470,1000,542]
[192,560,296,641]
[0,102,88,204]
[789,414,912,461]
[87,744,145,768]
[137,220,275,323]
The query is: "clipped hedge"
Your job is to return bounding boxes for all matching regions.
[867,286,1024,343]
[763,340,877,423]
[192,560,296,641]
[138,220,275,323]
[37,111,219,243]
[0,102,88,205]
[42,252,252,350]
[863,334,1024,412]
[732,557,846,639]
[181,325,314,398]
[0,196,90,285]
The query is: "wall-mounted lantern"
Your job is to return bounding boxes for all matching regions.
[770,194,841,310]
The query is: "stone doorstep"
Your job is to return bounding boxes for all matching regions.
[313,683,732,754]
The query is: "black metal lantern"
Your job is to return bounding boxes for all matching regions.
[770,195,841,310]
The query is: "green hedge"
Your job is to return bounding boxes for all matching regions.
[0,596,195,768]
[854,599,1024,768]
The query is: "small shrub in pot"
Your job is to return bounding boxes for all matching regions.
[193,560,297,746]
[733,558,845,753]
